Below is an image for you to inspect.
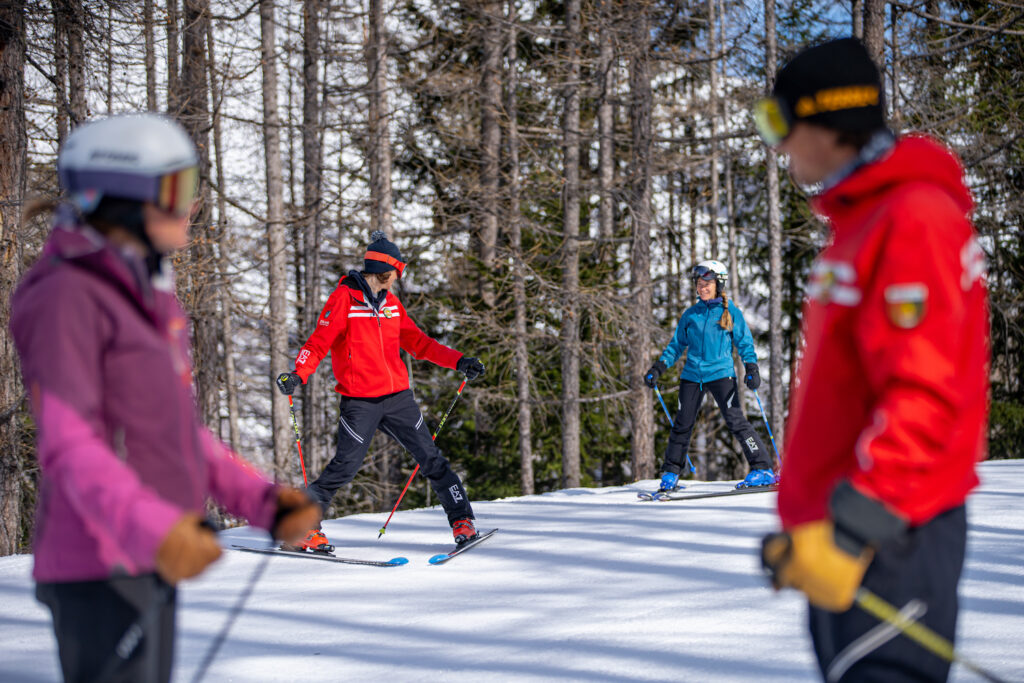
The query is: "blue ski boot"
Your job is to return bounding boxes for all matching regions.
[658,471,682,493]
[736,469,777,489]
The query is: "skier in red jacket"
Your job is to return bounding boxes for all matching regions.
[756,39,989,681]
[277,231,485,549]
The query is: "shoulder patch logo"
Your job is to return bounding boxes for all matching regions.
[960,236,986,291]
[884,283,928,329]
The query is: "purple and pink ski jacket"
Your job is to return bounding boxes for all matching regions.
[10,207,279,583]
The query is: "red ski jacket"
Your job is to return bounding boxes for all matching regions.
[294,273,462,397]
[778,135,989,529]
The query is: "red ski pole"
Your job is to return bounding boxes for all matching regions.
[378,378,468,538]
[277,373,310,487]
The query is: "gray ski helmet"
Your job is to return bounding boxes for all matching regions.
[57,113,199,216]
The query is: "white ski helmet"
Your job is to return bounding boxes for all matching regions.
[57,113,199,217]
[692,259,728,287]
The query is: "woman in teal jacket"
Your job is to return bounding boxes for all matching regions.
[645,260,776,490]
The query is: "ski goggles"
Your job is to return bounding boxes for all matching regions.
[156,165,199,217]
[691,265,720,282]
[753,96,793,147]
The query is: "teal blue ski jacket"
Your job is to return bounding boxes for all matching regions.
[658,298,758,385]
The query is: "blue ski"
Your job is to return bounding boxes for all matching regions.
[428,528,499,565]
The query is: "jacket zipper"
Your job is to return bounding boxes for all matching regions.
[375,310,395,394]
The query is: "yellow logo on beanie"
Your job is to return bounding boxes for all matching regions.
[795,85,880,118]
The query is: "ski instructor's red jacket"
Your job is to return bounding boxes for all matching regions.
[293,272,462,397]
[779,134,990,530]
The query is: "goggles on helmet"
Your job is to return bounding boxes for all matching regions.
[691,265,721,282]
[753,96,793,147]
[156,165,199,217]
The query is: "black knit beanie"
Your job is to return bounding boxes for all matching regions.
[772,37,885,133]
[364,230,405,278]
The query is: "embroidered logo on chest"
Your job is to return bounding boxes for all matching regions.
[807,259,862,307]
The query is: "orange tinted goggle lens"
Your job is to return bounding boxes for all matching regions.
[157,166,198,216]
[754,97,791,146]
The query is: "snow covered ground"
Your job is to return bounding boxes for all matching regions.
[1,460,1022,682]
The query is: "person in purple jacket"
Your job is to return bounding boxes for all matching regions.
[10,113,321,683]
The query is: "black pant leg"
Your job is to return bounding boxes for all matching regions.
[379,390,474,524]
[307,397,382,510]
[662,381,704,474]
[706,377,773,471]
[809,505,967,682]
[36,573,176,683]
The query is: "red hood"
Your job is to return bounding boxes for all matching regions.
[813,134,973,221]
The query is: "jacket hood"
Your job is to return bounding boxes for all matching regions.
[813,134,973,221]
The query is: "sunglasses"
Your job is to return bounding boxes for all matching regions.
[156,166,199,217]
[753,96,793,147]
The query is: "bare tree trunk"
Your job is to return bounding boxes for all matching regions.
[104,5,113,113]
[628,0,655,481]
[302,0,324,468]
[166,0,180,113]
[559,0,582,488]
[597,0,615,247]
[706,0,719,258]
[0,0,27,557]
[366,0,392,236]
[52,3,68,142]
[180,0,218,427]
[851,0,864,38]
[863,0,885,69]
[261,0,292,479]
[65,0,87,125]
[477,0,501,307]
[507,0,533,495]
[207,16,240,451]
[144,0,157,111]
[765,0,785,459]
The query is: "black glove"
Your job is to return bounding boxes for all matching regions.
[744,363,760,390]
[276,372,302,395]
[644,360,667,388]
[457,356,485,380]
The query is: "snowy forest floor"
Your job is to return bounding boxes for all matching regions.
[1,460,1022,682]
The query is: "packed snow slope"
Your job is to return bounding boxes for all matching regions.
[1,460,1022,682]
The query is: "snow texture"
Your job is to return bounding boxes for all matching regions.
[1,460,1022,682]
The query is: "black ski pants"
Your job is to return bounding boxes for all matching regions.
[36,573,176,683]
[308,389,474,524]
[809,505,966,682]
[662,377,773,474]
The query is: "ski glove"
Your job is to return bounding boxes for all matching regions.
[744,363,761,390]
[271,487,322,544]
[155,513,223,585]
[644,360,667,388]
[457,356,486,380]
[276,372,302,395]
[760,481,907,612]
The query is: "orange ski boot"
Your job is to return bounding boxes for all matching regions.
[452,518,478,546]
[282,528,334,554]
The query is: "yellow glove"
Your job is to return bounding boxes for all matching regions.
[761,520,873,612]
[155,513,223,584]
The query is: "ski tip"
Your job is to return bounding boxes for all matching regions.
[389,557,409,565]
[428,553,449,565]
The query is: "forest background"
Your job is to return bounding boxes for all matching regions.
[0,0,1021,555]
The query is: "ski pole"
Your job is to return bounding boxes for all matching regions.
[277,374,309,487]
[853,588,1009,683]
[752,389,782,467]
[378,378,468,538]
[653,385,695,474]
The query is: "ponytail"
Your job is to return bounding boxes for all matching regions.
[718,286,733,331]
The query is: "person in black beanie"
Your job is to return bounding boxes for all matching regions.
[757,38,990,682]
[277,230,486,550]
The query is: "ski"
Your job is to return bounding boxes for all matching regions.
[229,545,409,567]
[653,484,779,501]
[428,528,499,565]
[636,487,684,501]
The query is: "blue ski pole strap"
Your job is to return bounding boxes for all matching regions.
[653,385,695,474]
[753,389,782,465]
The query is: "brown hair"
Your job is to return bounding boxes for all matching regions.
[363,270,393,285]
[718,284,733,331]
